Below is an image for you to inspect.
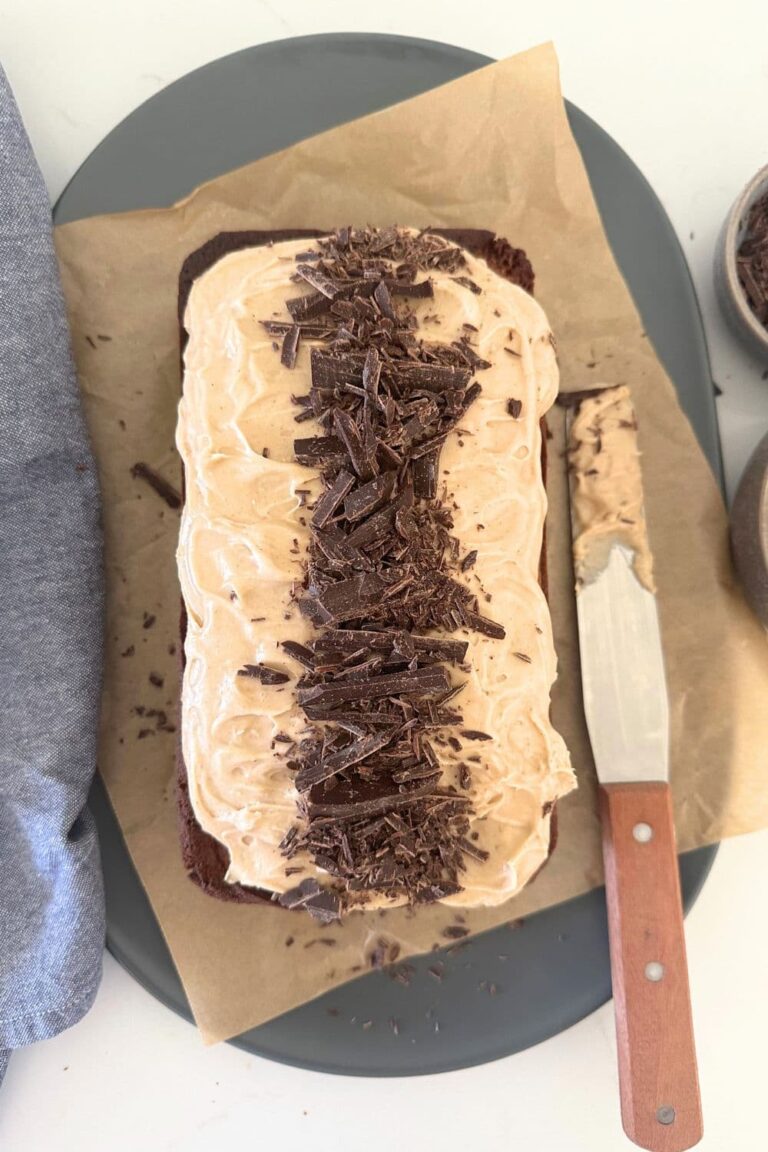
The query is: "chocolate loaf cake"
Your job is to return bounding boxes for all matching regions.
[176,226,575,921]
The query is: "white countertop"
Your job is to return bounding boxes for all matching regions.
[2,3,767,1150]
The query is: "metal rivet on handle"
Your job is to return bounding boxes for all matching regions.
[633,822,653,843]
[645,961,665,982]
[657,1106,676,1125]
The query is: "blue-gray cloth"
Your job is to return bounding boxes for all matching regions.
[0,67,105,1082]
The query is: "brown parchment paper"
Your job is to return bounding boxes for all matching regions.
[54,42,768,1045]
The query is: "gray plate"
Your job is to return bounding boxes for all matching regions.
[54,33,720,1076]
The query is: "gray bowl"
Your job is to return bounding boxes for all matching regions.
[731,430,768,627]
[715,163,768,358]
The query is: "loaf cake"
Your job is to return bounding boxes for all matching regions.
[175,226,575,922]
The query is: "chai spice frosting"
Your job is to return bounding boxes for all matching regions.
[176,227,575,919]
[568,384,655,592]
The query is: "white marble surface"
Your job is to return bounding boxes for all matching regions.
[2,3,767,1150]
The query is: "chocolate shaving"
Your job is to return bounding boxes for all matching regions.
[281,641,315,670]
[264,227,520,909]
[387,277,433,298]
[453,339,491,371]
[286,291,330,321]
[130,462,181,509]
[297,665,450,707]
[344,473,396,522]
[237,664,290,685]
[311,470,355,528]
[295,730,393,791]
[451,276,482,294]
[333,408,376,479]
[280,325,301,368]
[293,436,347,467]
[464,611,505,639]
[295,263,340,298]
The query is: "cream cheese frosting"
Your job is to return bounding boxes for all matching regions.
[569,385,655,592]
[176,231,575,910]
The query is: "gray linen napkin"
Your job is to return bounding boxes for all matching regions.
[0,66,105,1082]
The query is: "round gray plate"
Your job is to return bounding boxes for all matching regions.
[54,33,720,1076]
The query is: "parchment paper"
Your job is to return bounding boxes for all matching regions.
[54,42,768,1045]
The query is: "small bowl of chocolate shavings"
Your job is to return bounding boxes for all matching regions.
[715,163,768,358]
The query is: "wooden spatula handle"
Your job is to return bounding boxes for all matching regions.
[599,781,702,1151]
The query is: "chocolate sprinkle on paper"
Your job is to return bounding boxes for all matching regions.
[130,462,182,509]
[263,227,518,910]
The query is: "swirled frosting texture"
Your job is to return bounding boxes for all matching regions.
[176,233,575,909]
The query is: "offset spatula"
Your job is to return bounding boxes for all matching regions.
[566,392,703,1152]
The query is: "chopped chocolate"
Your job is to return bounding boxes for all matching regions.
[451,276,482,294]
[453,339,491,371]
[280,324,301,368]
[373,279,395,320]
[387,277,433,298]
[296,730,394,791]
[295,262,340,298]
[301,573,387,626]
[465,610,505,639]
[286,291,330,321]
[281,641,316,670]
[311,470,355,528]
[130,462,182,509]
[307,785,440,823]
[461,730,492,741]
[412,450,439,499]
[333,409,376,480]
[343,473,396,522]
[237,664,291,685]
[293,436,347,467]
[262,320,333,338]
[507,398,523,419]
[297,665,450,707]
[245,227,526,909]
